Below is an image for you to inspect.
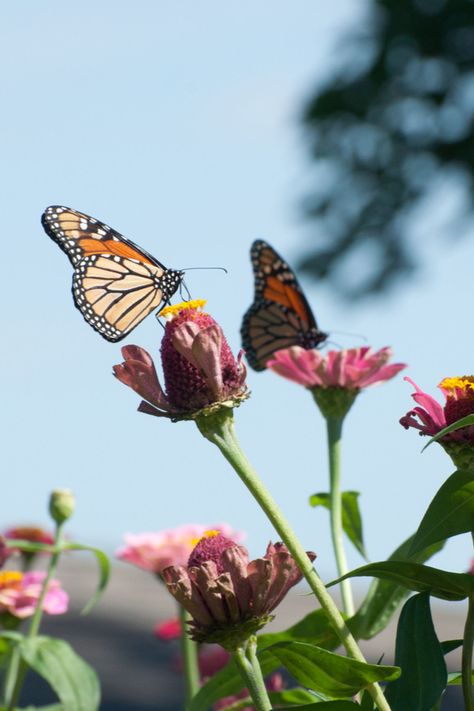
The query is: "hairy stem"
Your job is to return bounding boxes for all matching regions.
[233,638,271,711]
[178,605,200,708]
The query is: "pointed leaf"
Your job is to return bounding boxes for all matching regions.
[259,609,342,652]
[261,641,399,696]
[385,594,447,711]
[350,535,445,639]
[309,491,366,558]
[410,470,474,555]
[19,636,100,711]
[62,542,110,613]
[441,639,463,654]
[422,415,474,451]
[268,688,327,705]
[329,561,474,601]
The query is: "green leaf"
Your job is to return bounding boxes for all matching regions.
[189,654,278,711]
[421,414,474,451]
[359,690,374,710]
[349,535,445,639]
[448,670,474,685]
[19,706,63,710]
[329,561,474,601]
[441,639,463,655]
[62,542,110,613]
[409,470,474,555]
[309,491,366,558]
[260,641,399,697]
[268,688,325,705]
[385,594,447,711]
[258,609,342,652]
[19,636,100,711]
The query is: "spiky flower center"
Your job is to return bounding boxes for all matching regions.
[188,533,237,573]
[440,376,474,395]
[159,300,207,319]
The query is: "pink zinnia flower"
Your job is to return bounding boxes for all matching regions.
[400,376,474,440]
[268,346,405,419]
[400,376,474,467]
[162,533,316,647]
[117,523,244,575]
[268,346,405,389]
[113,300,248,420]
[0,571,68,619]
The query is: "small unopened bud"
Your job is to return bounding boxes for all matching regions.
[49,489,75,525]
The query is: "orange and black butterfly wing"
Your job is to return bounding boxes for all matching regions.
[241,240,327,371]
[42,206,183,342]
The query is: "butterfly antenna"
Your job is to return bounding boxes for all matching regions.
[180,266,228,274]
[180,280,192,301]
[330,330,368,343]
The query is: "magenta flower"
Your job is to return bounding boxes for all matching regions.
[117,523,244,575]
[268,346,405,389]
[400,376,474,467]
[162,533,316,647]
[0,571,68,620]
[113,300,248,420]
[400,376,474,441]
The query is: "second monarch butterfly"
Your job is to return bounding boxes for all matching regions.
[42,206,184,342]
[241,240,327,371]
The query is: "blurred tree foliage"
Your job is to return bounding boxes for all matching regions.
[300,0,474,299]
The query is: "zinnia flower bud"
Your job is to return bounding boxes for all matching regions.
[49,489,75,525]
[162,535,316,649]
[113,301,248,420]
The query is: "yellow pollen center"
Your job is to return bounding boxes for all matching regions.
[0,571,23,587]
[439,376,474,394]
[159,299,207,319]
[189,529,221,548]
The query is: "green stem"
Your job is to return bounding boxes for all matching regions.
[196,409,391,711]
[178,604,200,707]
[327,417,354,616]
[4,523,64,710]
[233,638,271,711]
[462,592,474,711]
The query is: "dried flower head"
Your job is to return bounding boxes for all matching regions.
[113,301,248,420]
[162,533,316,649]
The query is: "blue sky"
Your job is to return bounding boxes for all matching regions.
[2,1,473,588]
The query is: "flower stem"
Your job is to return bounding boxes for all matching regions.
[233,638,271,711]
[462,592,474,711]
[196,409,392,711]
[178,604,200,707]
[4,523,64,711]
[326,416,354,617]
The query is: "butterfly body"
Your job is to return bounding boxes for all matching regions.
[42,206,183,341]
[241,240,327,371]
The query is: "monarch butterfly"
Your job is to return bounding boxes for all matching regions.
[241,240,327,371]
[42,206,184,342]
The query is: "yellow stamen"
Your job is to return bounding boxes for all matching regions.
[189,529,221,548]
[0,571,23,587]
[439,376,474,393]
[159,299,207,319]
